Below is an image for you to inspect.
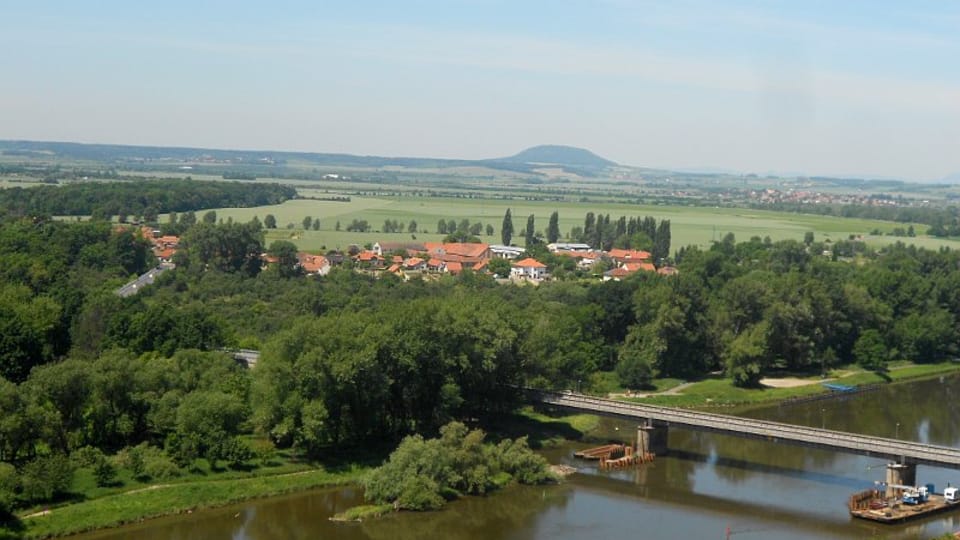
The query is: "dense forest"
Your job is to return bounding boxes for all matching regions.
[2,214,960,515]
[0,180,296,221]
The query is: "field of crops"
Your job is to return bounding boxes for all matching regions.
[200,193,957,253]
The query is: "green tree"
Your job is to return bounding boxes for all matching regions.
[268,240,301,278]
[202,210,217,224]
[501,209,514,245]
[408,220,418,233]
[616,326,655,389]
[485,223,494,236]
[547,211,560,243]
[264,214,277,229]
[724,322,770,387]
[853,329,888,371]
[525,214,536,246]
[302,216,313,230]
[20,454,75,503]
[487,258,512,277]
[653,219,671,263]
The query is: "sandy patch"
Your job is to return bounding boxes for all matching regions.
[760,377,831,388]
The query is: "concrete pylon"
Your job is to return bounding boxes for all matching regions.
[637,421,668,456]
[885,461,917,498]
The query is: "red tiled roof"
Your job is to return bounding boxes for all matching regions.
[298,253,328,273]
[605,267,631,278]
[404,257,425,268]
[423,242,490,259]
[427,258,443,268]
[387,263,401,273]
[446,261,463,274]
[513,257,547,268]
[357,251,380,261]
[657,266,679,276]
[608,248,651,261]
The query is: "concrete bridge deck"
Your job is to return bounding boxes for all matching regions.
[528,389,960,469]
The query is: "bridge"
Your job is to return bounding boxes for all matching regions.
[528,389,960,492]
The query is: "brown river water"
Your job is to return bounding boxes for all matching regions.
[75,374,960,539]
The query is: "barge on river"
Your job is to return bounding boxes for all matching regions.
[849,486,960,524]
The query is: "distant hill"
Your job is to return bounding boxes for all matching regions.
[940,172,960,184]
[0,140,615,176]
[496,145,616,168]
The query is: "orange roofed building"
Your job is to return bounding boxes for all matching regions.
[607,248,652,265]
[511,257,547,280]
[422,242,491,269]
[298,252,330,276]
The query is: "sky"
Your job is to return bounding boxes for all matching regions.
[1,1,958,180]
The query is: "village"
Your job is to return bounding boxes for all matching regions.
[136,225,678,284]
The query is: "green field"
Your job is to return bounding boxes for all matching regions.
[195,194,957,253]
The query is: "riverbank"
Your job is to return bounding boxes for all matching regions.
[16,466,369,539]
[627,361,960,409]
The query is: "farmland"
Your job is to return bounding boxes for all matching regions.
[199,193,953,253]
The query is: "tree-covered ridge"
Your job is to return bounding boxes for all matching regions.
[0,180,296,220]
[0,219,153,382]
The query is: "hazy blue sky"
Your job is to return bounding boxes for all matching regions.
[2,1,958,179]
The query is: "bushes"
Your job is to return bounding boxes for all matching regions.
[361,421,551,511]
[19,454,75,503]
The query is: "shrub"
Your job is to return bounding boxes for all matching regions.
[20,454,75,503]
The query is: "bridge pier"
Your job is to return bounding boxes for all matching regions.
[637,421,668,456]
[885,461,917,498]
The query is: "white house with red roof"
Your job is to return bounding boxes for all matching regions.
[511,257,547,280]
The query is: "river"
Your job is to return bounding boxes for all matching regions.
[76,375,960,540]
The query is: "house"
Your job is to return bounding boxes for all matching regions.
[489,244,526,260]
[511,257,548,280]
[355,250,384,268]
[156,247,177,263]
[603,267,632,282]
[554,248,605,270]
[298,253,331,276]
[622,262,656,273]
[607,248,652,265]
[547,242,592,253]
[372,241,425,257]
[427,258,445,272]
[445,261,463,274]
[422,242,491,269]
[403,257,427,271]
[657,265,679,276]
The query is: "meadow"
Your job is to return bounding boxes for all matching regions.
[199,193,957,253]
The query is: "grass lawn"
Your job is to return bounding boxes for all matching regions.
[9,441,378,540]
[632,361,960,409]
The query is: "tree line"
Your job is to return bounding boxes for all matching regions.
[0,180,296,222]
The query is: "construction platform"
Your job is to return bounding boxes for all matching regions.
[849,489,960,524]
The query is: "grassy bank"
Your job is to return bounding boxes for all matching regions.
[482,407,601,448]
[631,361,960,409]
[19,465,369,539]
